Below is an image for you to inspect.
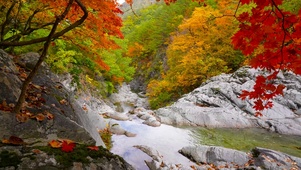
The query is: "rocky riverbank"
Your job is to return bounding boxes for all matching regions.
[1,49,300,170]
[155,66,301,136]
[104,66,301,170]
[0,50,133,169]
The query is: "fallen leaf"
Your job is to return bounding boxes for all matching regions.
[16,113,29,123]
[2,100,7,107]
[20,72,27,79]
[58,139,74,144]
[82,105,88,111]
[0,100,12,111]
[8,103,15,108]
[25,111,34,118]
[31,84,42,90]
[49,140,62,148]
[1,139,10,144]
[32,149,42,154]
[45,111,54,120]
[87,146,99,151]
[39,97,46,103]
[59,99,68,105]
[35,113,45,121]
[61,140,76,152]
[8,136,24,145]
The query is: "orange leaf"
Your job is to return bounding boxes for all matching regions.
[87,146,99,151]
[49,140,62,148]
[2,139,10,144]
[45,111,54,120]
[82,105,88,111]
[16,113,29,123]
[20,72,28,79]
[32,149,42,154]
[35,113,45,121]
[59,99,68,105]
[58,139,74,144]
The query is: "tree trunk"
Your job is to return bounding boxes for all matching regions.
[13,0,76,114]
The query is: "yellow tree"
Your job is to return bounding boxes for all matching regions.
[147,6,244,109]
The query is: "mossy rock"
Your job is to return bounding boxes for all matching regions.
[0,144,133,170]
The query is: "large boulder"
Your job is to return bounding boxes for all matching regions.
[252,147,301,169]
[179,145,249,168]
[0,50,104,143]
[0,50,135,169]
[155,67,301,136]
[0,49,22,104]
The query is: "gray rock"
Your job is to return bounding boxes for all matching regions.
[155,67,301,136]
[134,145,200,170]
[105,112,129,121]
[0,50,96,145]
[0,145,134,170]
[253,147,301,169]
[179,145,249,168]
[109,83,149,109]
[0,49,22,104]
[142,118,161,127]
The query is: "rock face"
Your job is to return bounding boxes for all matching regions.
[178,145,301,170]
[0,50,95,144]
[155,66,301,135]
[0,50,134,169]
[0,145,134,170]
[179,146,249,168]
[252,147,301,170]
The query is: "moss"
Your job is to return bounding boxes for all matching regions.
[36,144,120,168]
[0,150,22,168]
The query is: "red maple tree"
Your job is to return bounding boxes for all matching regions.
[232,0,301,113]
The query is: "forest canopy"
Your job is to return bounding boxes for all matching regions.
[0,0,301,115]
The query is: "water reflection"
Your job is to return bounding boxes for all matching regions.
[111,118,301,169]
[190,127,301,157]
[110,118,197,169]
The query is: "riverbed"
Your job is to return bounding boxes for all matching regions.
[110,115,301,169]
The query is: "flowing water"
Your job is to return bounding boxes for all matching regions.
[110,116,301,170]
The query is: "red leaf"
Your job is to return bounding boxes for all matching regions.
[240,90,250,100]
[240,0,252,5]
[61,140,76,152]
[275,84,285,95]
[255,112,263,117]
[238,12,249,22]
[254,99,264,111]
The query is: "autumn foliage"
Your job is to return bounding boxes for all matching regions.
[145,0,301,113]
[146,4,244,108]
[231,0,301,113]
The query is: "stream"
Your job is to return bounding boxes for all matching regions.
[110,114,301,170]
